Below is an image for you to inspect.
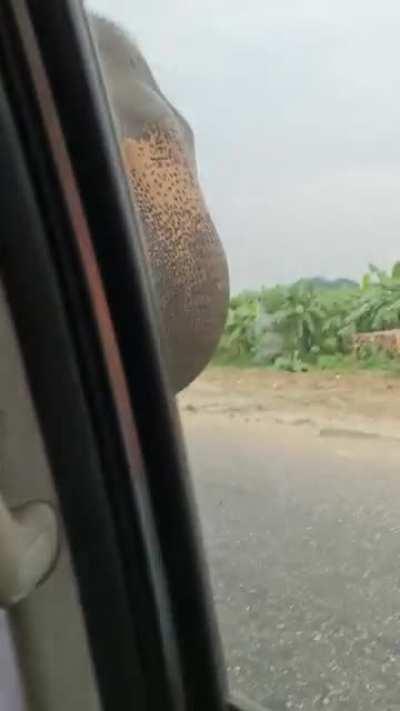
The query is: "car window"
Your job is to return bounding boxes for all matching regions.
[2,1,400,710]
[88,2,400,710]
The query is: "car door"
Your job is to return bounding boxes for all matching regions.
[0,1,241,709]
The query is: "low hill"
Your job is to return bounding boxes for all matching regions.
[295,276,358,290]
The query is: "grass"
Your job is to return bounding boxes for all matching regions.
[212,351,400,376]
[317,353,400,375]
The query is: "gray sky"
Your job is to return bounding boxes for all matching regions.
[88,0,400,293]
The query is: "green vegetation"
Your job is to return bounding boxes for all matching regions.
[216,264,400,373]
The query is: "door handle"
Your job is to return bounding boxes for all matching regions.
[0,497,59,607]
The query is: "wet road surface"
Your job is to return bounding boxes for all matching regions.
[183,413,400,711]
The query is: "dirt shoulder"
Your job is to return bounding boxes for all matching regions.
[178,366,400,441]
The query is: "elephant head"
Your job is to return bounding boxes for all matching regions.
[90,14,230,393]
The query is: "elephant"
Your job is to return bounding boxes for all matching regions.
[89,13,230,393]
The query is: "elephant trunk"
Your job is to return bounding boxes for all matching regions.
[122,129,229,392]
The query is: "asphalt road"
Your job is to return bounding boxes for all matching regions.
[182,413,400,711]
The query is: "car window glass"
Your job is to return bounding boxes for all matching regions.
[2,1,398,709]
[89,2,400,710]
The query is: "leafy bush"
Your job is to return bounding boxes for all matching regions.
[344,264,400,333]
[218,298,261,358]
[274,351,308,372]
[215,262,400,372]
[270,283,325,356]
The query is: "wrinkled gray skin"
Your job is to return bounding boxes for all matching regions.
[89,14,230,392]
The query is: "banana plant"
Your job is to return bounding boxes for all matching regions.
[270,284,326,355]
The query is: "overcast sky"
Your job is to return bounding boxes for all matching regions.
[88,0,400,292]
